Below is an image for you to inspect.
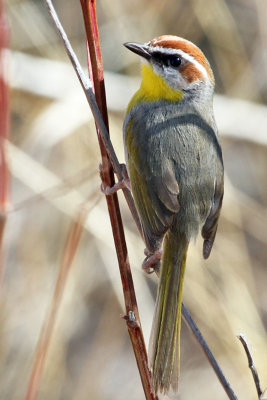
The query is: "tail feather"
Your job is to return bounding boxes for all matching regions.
[149,231,188,395]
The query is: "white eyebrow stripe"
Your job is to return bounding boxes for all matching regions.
[150,45,208,80]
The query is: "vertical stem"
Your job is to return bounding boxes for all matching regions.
[79,1,156,398]
[81,0,143,236]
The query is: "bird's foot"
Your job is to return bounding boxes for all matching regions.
[142,249,162,275]
[100,163,131,195]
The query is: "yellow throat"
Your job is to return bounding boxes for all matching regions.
[127,63,183,112]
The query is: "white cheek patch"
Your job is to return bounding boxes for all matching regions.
[150,45,208,81]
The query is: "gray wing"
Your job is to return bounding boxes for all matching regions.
[201,178,224,259]
[128,156,180,253]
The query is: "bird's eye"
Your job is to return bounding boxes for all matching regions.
[169,56,182,68]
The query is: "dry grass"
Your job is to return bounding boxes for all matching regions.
[1,0,267,399]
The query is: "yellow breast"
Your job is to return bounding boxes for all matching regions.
[127,63,183,112]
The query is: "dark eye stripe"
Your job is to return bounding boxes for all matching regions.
[152,51,164,63]
[152,51,182,68]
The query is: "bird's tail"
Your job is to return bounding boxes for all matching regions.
[149,230,189,395]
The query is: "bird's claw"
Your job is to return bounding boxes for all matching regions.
[142,249,162,275]
[100,163,131,195]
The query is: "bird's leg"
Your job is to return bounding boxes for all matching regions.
[142,249,162,276]
[100,163,131,195]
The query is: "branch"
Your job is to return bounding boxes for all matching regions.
[45,0,142,237]
[237,334,264,399]
[182,304,238,400]
[43,0,156,398]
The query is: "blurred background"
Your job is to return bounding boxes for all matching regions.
[1,0,267,399]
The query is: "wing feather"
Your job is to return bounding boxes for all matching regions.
[128,156,179,253]
[202,179,224,258]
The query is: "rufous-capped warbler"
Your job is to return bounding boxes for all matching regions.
[123,35,224,395]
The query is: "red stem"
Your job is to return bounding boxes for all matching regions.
[79,1,157,399]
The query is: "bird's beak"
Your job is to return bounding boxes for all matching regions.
[123,42,151,60]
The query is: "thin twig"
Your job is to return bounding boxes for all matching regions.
[43,1,238,399]
[79,1,156,398]
[182,303,238,400]
[238,334,263,399]
[44,0,142,237]
[44,0,155,398]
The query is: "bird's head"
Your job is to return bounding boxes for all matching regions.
[124,35,214,103]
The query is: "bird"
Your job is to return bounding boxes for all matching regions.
[123,35,224,395]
